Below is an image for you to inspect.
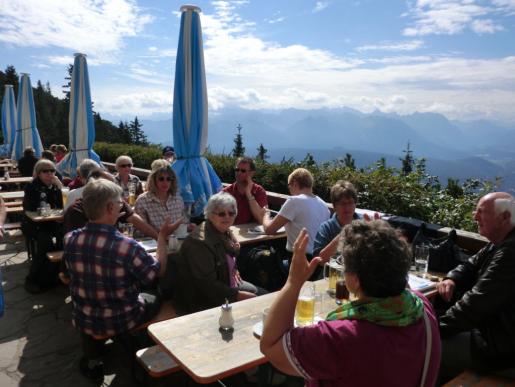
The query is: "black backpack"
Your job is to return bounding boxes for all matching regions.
[239,246,286,291]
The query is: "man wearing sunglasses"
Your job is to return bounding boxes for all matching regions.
[222,157,268,225]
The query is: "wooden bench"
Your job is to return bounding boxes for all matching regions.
[136,345,180,378]
[444,370,515,386]
[6,206,23,214]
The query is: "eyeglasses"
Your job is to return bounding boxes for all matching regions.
[119,164,132,168]
[41,169,56,174]
[234,168,249,173]
[157,176,173,182]
[214,210,236,217]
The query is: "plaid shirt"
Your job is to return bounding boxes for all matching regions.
[135,191,183,232]
[64,222,160,337]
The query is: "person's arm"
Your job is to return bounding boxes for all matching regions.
[262,211,289,234]
[318,234,340,263]
[155,217,182,277]
[245,180,266,224]
[260,229,321,375]
[127,212,159,240]
[0,196,6,239]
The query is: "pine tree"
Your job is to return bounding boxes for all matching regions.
[232,123,245,157]
[62,64,73,101]
[400,142,414,176]
[129,117,148,146]
[4,65,19,96]
[256,143,268,161]
[343,153,356,170]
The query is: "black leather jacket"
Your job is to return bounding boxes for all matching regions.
[440,227,515,358]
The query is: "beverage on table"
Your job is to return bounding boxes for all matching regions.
[295,282,316,326]
[323,256,344,296]
[335,280,349,305]
[61,188,69,207]
[414,245,429,273]
[128,182,136,206]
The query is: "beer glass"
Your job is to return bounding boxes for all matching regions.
[414,245,429,273]
[295,282,316,326]
[128,182,136,206]
[323,256,344,296]
[61,188,69,207]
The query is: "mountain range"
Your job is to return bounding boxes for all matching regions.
[139,108,515,192]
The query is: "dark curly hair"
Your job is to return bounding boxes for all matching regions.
[340,220,411,298]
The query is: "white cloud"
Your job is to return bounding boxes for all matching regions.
[95,89,172,117]
[0,0,152,63]
[357,40,424,52]
[267,16,285,24]
[313,1,330,13]
[148,46,158,52]
[403,0,506,36]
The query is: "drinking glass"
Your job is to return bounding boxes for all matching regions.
[61,188,69,207]
[128,182,136,206]
[323,255,344,296]
[295,282,316,326]
[414,245,429,273]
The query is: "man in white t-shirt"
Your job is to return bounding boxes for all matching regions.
[64,159,100,210]
[263,168,329,258]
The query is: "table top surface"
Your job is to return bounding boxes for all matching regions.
[25,210,64,222]
[0,176,32,184]
[231,223,286,246]
[0,191,24,200]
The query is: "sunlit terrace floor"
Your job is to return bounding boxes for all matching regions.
[0,236,303,387]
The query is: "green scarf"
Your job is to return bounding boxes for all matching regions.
[325,290,423,327]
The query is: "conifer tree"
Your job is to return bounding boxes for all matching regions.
[129,117,148,146]
[400,142,414,176]
[232,123,245,157]
[256,143,268,161]
[343,153,356,170]
[4,65,19,96]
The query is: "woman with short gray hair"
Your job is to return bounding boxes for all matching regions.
[174,192,265,314]
[114,155,143,201]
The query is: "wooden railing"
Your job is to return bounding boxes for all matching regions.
[102,161,488,254]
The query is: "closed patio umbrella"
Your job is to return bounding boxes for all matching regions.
[11,73,43,160]
[1,85,16,157]
[172,5,222,217]
[57,53,101,177]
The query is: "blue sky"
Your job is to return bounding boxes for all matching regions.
[1,0,515,122]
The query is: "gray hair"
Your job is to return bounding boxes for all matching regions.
[115,155,133,168]
[494,197,515,226]
[78,158,100,179]
[83,178,123,221]
[204,192,237,218]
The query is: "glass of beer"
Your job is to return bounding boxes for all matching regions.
[295,282,316,326]
[323,256,344,296]
[128,182,136,206]
[61,188,69,207]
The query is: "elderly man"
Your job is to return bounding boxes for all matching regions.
[64,159,100,210]
[64,178,181,382]
[222,157,268,225]
[437,192,515,381]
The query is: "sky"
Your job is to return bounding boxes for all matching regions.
[1,0,515,122]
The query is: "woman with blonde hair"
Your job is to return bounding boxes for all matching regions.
[135,159,183,233]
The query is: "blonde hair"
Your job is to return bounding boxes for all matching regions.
[288,168,313,189]
[33,159,56,178]
[146,159,178,196]
[115,155,133,168]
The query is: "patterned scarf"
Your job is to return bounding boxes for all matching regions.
[325,290,423,327]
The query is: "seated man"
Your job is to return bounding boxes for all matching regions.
[222,157,268,225]
[63,168,157,239]
[64,178,181,382]
[64,158,100,210]
[313,180,361,262]
[437,192,515,382]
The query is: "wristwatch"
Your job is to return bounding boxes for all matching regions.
[247,195,256,201]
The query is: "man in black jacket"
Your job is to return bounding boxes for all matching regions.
[438,192,515,381]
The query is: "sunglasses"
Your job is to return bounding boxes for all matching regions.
[41,169,56,173]
[214,210,236,217]
[157,176,173,182]
[119,164,132,168]
[234,168,249,173]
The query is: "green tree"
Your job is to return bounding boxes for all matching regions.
[62,64,73,101]
[3,65,19,96]
[256,143,268,161]
[129,116,148,146]
[231,123,245,157]
[400,142,414,176]
[343,153,356,170]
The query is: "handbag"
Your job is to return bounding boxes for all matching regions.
[412,223,467,273]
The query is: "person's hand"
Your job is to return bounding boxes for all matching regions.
[235,270,243,286]
[363,212,381,221]
[244,176,253,198]
[289,228,321,287]
[187,223,197,232]
[437,279,456,302]
[158,217,183,238]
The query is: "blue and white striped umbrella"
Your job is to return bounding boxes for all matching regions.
[57,53,101,177]
[11,73,43,160]
[1,85,17,157]
[172,5,222,217]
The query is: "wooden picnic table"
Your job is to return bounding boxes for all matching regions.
[0,191,24,201]
[231,223,286,246]
[148,279,437,384]
[25,210,64,223]
[0,176,32,186]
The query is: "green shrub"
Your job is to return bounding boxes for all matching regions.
[94,142,162,169]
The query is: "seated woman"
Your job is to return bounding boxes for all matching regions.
[174,192,265,314]
[313,180,361,263]
[17,146,38,177]
[114,155,143,203]
[260,221,441,387]
[262,167,330,262]
[22,159,64,293]
[135,160,183,234]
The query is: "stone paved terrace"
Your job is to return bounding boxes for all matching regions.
[0,235,302,387]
